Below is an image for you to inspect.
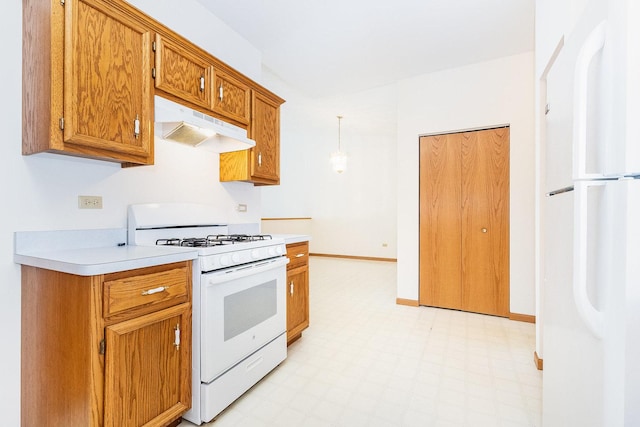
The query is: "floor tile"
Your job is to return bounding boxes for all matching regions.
[179,257,541,427]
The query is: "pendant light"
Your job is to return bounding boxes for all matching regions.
[330,115,347,173]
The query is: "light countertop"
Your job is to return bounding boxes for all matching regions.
[14,228,198,276]
[270,234,311,245]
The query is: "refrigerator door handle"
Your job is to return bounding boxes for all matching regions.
[573,21,607,180]
[573,181,605,339]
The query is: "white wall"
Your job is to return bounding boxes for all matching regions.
[261,70,399,259]
[1,1,265,424]
[396,52,536,315]
[535,0,589,78]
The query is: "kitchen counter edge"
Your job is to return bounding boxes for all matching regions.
[270,234,311,245]
[14,228,198,276]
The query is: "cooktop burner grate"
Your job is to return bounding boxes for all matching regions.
[155,234,273,248]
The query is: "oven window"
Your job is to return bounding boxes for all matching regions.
[224,280,277,341]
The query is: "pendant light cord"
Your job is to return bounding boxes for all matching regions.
[337,115,343,151]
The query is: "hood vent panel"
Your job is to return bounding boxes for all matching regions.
[154,96,255,153]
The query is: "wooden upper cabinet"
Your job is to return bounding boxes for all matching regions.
[23,0,154,165]
[212,69,251,125]
[154,34,212,109]
[219,89,284,185]
[23,0,285,172]
[250,91,281,183]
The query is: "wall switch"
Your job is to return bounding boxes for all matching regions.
[78,195,103,209]
[237,204,247,212]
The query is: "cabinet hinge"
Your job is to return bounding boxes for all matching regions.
[60,0,65,5]
[152,68,156,79]
[99,339,105,355]
[59,117,64,130]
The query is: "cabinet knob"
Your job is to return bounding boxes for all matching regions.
[481,228,488,233]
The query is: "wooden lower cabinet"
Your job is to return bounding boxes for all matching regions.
[286,242,309,344]
[21,261,192,427]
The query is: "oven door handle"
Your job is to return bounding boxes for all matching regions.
[204,256,289,285]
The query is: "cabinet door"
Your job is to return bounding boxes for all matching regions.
[212,69,251,125]
[286,266,309,344]
[154,34,212,109]
[64,0,153,163]
[104,303,191,427]
[250,91,280,183]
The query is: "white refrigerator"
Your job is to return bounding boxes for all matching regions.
[543,0,640,425]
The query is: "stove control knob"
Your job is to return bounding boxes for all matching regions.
[251,249,260,259]
[231,253,241,263]
[220,255,230,266]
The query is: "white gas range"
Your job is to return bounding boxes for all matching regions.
[127,203,288,424]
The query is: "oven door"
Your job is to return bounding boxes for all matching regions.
[200,256,287,384]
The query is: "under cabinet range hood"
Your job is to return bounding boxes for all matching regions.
[154,96,255,153]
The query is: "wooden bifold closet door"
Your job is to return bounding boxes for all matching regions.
[419,127,510,317]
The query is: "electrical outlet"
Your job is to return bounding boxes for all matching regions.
[237,204,247,212]
[78,195,103,209]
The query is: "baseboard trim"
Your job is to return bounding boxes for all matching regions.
[509,312,536,323]
[534,351,544,370]
[309,253,397,262]
[396,298,419,307]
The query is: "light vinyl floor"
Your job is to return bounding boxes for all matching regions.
[180,257,542,427]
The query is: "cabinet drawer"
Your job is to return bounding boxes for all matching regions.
[286,242,309,270]
[104,265,190,318]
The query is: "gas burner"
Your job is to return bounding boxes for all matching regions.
[206,234,273,244]
[155,237,229,247]
[156,238,182,246]
[155,234,273,248]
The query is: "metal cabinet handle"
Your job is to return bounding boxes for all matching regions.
[141,286,166,296]
[258,152,262,167]
[295,253,305,258]
[200,75,205,92]
[174,324,181,350]
[290,281,294,295]
[134,114,140,138]
[219,84,224,101]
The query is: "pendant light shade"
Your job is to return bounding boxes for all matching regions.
[331,115,347,173]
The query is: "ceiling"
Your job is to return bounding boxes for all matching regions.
[195,0,535,98]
